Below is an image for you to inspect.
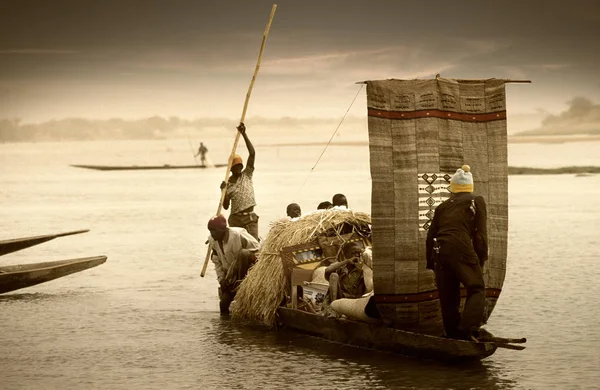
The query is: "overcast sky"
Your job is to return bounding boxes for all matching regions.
[1,0,599,133]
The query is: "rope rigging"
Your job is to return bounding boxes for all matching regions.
[295,83,364,196]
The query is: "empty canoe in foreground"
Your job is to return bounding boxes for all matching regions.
[0,229,90,257]
[0,255,107,294]
[70,164,228,171]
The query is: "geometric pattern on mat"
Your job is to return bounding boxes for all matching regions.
[418,172,452,231]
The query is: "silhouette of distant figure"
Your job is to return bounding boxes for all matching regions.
[317,201,333,210]
[286,203,301,218]
[332,193,348,208]
[195,142,209,166]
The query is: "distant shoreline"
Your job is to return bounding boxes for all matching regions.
[508,166,599,175]
[508,135,600,143]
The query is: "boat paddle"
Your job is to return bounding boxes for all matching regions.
[201,4,277,278]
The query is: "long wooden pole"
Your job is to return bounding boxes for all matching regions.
[201,4,277,278]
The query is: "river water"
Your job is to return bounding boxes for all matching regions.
[1,137,599,389]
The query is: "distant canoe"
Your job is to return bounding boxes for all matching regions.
[0,230,90,257]
[0,256,107,294]
[70,164,228,171]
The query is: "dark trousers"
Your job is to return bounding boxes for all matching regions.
[228,212,259,241]
[218,249,255,315]
[218,285,236,315]
[434,253,485,339]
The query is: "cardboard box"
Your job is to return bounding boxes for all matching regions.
[302,282,328,308]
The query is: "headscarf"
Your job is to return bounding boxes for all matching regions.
[207,215,227,231]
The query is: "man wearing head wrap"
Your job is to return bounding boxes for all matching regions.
[425,165,489,341]
[207,214,260,315]
[219,123,260,241]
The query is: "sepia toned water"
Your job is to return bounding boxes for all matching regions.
[1,137,600,389]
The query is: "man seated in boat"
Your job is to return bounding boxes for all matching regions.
[317,201,333,210]
[286,203,301,219]
[331,193,348,209]
[207,214,260,315]
[324,241,372,302]
[220,123,260,241]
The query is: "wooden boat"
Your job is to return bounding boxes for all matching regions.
[0,255,107,294]
[70,163,228,171]
[234,76,528,361]
[0,229,89,257]
[277,307,525,361]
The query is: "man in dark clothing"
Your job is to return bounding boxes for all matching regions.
[426,164,488,340]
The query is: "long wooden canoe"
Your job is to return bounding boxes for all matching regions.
[277,307,525,361]
[0,229,90,257]
[0,255,107,294]
[70,163,228,171]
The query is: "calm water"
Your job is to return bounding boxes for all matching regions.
[1,138,599,390]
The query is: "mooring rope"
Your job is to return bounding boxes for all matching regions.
[295,83,364,196]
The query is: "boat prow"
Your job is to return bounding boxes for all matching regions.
[0,256,107,294]
[0,229,90,256]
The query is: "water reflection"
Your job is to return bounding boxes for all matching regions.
[208,317,517,390]
[0,291,84,303]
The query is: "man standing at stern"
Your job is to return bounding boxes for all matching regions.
[426,165,489,341]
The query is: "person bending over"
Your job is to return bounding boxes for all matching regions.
[207,215,260,315]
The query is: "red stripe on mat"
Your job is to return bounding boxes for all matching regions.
[374,288,501,304]
[368,108,506,122]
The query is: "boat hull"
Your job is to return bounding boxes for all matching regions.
[0,256,107,294]
[277,307,497,361]
[70,164,227,171]
[0,230,89,257]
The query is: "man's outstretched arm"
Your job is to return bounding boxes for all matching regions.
[238,123,255,170]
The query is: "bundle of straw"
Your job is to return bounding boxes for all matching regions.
[231,208,371,327]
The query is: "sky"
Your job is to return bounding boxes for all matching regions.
[1,0,599,133]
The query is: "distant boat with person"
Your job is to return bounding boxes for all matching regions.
[70,140,227,171]
[70,163,228,171]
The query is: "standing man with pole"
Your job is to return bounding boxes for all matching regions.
[200,4,277,279]
[195,142,209,166]
[220,123,259,240]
